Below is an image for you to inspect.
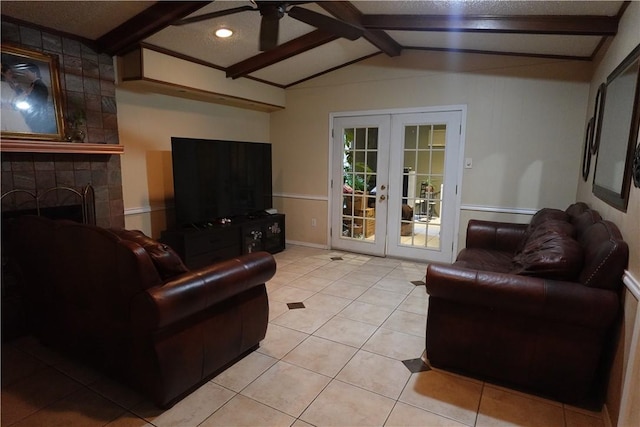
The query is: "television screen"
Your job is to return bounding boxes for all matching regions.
[171,137,272,227]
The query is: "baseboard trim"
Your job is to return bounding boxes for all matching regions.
[285,240,329,249]
[124,204,170,216]
[273,193,328,201]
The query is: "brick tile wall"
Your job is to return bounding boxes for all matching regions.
[1,19,124,228]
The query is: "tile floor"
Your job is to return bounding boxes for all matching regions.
[1,245,606,427]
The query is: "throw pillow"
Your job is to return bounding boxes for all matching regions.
[511,230,583,280]
[111,229,188,280]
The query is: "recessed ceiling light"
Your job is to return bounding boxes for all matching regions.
[215,28,233,38]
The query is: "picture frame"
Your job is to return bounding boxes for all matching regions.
[1,45,66,141]
[590,82,605,155]
[582,117,593,181]
[592,44,640,212]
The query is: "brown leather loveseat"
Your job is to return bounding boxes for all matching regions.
[7,215,276,408]
[425,203,628,405]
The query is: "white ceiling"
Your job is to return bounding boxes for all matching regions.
[0,1,627,88]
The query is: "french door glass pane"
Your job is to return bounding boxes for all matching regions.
[342,126,378,240]
[400,124,446,249]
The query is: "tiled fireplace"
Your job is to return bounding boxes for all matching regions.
[2,19,125,340]
[1,18,124,228]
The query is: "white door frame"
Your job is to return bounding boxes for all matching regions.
[328,105,467,262]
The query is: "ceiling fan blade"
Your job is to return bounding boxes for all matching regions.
[259,15,280,51]
[287,6,363,41]
[173,5,255,26]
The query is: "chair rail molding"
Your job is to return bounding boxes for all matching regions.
[460,204,538,216]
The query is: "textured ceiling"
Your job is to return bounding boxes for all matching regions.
[0,1,627,87]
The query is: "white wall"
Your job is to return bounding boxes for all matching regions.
[116,88,270,238]
[574,3,640,426]
[271,51,591,246]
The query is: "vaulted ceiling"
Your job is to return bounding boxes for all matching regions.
[1,1,628,88]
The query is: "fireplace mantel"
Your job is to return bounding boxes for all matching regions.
[1,139,124,155]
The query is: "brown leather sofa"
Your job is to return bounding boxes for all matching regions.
[7,215,275,408]
[425,203,628,405]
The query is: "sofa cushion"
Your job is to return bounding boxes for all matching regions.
[526,219,575,239]
[455,248,514,273]
[565,202,590,219]
[529,208,569,229]
[517,208,571,252]
[111,229,188,280]
[511,230,583,280]
[571,209,602,238]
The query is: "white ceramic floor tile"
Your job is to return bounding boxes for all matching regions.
[320,280,370,299]
[105,412,155,426]
[397,294,429,315]
[357,287,408,309]
[199,394,295,426]
[270,306,334,334]
[385,401,468,426]
[267,285,316,303]
[306,266,351,281]
[339,271,382,287]
[373,277,416,295]
[268,271,303,286]
[132,382,235,427]
[14,387,127,427]
[381,310,427,337]
[0,345,47,387]
[363,328,426,361]
[212,351,278,392]
[89,376,147,410]
[283,335,358,377]
[313,316,378,348]
[268,300,289,321]
[399,370,483,426]
[256,323,309,359]
[1,366,84,426]
[288,275,334,292]
[300,379,395,426]
[241,361,331,418]
[303,292,353,315]
[337,300,395,326]
[336,350,411,399]
[476,386,565,427]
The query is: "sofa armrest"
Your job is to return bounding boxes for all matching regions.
[465,220,528,253]
[132,252,276,330]
[426,263,618,328]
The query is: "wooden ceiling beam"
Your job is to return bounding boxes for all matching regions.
[96,1,211,56]
[361,14,618,36]
[317,1,402,57]
[226,30,339,79]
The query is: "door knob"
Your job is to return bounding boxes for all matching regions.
[380,185,386,190]
[380,195,386,201]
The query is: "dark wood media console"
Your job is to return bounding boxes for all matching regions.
[161,214,285,269]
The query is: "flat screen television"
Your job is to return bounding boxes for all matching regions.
[171,137,273,227]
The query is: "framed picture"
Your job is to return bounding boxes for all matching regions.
[1,45,65,140]
[590,82,605,155]
[582,117,594,181]
[592,43,640,212]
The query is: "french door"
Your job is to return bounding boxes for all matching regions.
[330,109,463,263]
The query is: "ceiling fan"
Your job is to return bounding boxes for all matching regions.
[174,1,363,51]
